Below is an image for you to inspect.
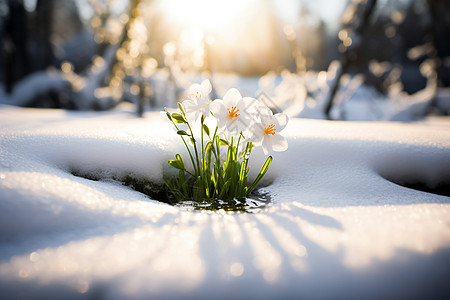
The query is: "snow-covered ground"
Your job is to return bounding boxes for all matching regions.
[1,104,450,299]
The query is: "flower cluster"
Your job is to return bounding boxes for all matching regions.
[163,79,288,204]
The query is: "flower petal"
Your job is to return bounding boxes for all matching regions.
[182,99,198,113]
[247,123,264,144]
[201,79,212,96]
[271,134,288,152]
[210,100,225,116]
[274,113,289,131]
[262,136,272,155]
[259,105,274,126]
[197,97,211,116]
[223,88,242,106]
[210,100,229,128]
[188,83,201,95]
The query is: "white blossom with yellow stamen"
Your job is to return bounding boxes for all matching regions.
[210,88,257,135]
[182,79,212,121]
[249,106,289,155]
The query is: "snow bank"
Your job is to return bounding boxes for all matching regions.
[253,61,438,122]
[1,105,450,299]
[0,71,70,107]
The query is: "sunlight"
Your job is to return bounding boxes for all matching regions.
[153,0,289,74]
[240,214,282,283]
[159,0,256,34]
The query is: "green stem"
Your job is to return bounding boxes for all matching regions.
[201,116,205,164]
[183,169,195,177]
[210,126,219,158]
[188,122,201,177]
[178,108,201,177]
[236,134,242,161]
[165,108,198,176]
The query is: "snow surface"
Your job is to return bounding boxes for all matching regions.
[1,104,450,299]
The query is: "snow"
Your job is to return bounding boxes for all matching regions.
[252,60,439,122]
[1,104,450,299]
[0,44,121,110]
[0,71,70,107]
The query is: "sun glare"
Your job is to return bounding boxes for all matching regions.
[159,0,256,33]
[153,0,289,74]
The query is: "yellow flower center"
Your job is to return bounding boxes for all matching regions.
[265,124,276,135]
[190,91,201,99]
[227,106,240,119]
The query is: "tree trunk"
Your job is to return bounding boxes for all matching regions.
[4,0,29,93]
[324,0,378,119]
[35,0,54,71]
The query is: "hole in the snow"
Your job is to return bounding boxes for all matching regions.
[70,168,271,212]
[70,168,170,202]
[175,191,271,213]
[386,178,450,197]
[377,155,450,197]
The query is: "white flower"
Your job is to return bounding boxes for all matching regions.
[182,79,212,121]
[210,88,257,135]
[249,106,288,155]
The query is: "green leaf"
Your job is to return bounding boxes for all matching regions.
[238,159,248,196]
[164,107,172,121]
[246,156,272,196]
[177,102,185,114]
[202,124,210,137]
[190,137,196,145]
[214,136,221,161]
[172,113,187,124]
[168,159,184,170]
[205,142,213,157]
[177,130,189,136]
[219,138,229,146]
[219,179,232,199]
[163,177,183,203]
[175,153,185,169]
[193,176,203,200]
[242,142,254,158]
[202,142,214,198]
[260,156,272,175]
[179,169,189,197]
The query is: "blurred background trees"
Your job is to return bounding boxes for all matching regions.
[0,0,449,118]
